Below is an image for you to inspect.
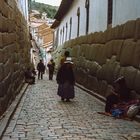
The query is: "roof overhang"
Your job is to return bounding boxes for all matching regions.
[51,0,74,29]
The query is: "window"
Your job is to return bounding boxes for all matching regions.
[107,0,113,28]
[60,29,62,45]
[65,23,68,41]
[62,27,65,43]
[77,7,80,37]
[55,28,59,48]
[85,0,90,34]
[69,17,72,39]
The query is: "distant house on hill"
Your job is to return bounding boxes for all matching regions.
[30,15,54,64]
[51,0,140,48]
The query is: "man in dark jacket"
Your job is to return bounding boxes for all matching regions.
[47,59,55,80]
[37,60,45,79]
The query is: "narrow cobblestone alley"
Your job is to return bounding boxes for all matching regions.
[2,75,140,140]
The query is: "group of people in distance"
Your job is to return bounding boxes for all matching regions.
[24,51,140,118]
[24,50,75,102]
[24,59,55,84]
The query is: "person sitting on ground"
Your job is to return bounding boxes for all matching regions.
[103,76,140,119]
[105,76,131,113]
[24,67,35,84]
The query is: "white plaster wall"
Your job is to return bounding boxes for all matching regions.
[55,0,140,46]
[112,0,140,27]
[56,0,108,46]
[18,0,29,20]
[89,0,108,33]
[57,0,86,46]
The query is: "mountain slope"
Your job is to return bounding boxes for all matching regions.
[30,1,58,19]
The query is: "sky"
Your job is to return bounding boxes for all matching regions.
[35,0,62,6]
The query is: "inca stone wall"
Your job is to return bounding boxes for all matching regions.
[0,0,31,116]
[53,18,140,99]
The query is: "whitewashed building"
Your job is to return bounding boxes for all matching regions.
[16,0,29,21]
[52,0,140,48]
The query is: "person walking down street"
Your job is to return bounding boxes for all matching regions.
[37,60,45,80]
[56,57,75,102]
[47,59,55,80]
[60,51,70,66]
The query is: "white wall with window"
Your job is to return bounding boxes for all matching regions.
[53,0,140,47]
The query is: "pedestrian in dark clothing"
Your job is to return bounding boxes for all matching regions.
[60,51,70,66]
[37,60,45,79]
[24,68,35,84]
[105,76,131,113]
[56,57,75,102]
[47,59,55,80]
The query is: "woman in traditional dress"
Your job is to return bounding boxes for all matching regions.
[56,57,75,102]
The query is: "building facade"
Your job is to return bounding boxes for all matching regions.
[52,0,140,48]
[16,0,29,20]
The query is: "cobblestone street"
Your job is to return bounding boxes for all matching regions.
[2,75,140,140]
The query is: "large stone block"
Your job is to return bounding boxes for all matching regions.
[4,59,11,77]
[0,64,4,81]
[113,25,124,39]
[98,80,108,97]
[0,49,4,63]
[120,39,136,66]
[86,75,99,92]
[102,56,118,84]
[6,33,16,45]
[135,18,140,40]
[0,0,4,12]
[105,41,113,58]
[0,82,4,97]
[113,63,121,81]
[134,71,140,94]
[122,20,136,39]
[84,44,91,60]
[7,0,16,9]
[124,66,137,89]
[90,44,100,62]
[89,61,101,77]
[0,13,2,32]
[2,16,8,32]
[104,27,115,42]
[95,44,106,65]
[79,44,86,57]
[8,19,15,32]
[72,45,80,58]
[132,40,140,68]
[93,31,105,44]
[112,40,124,61]
[0,33,2,49]
[96,64,106,81]
[1,1,9,17]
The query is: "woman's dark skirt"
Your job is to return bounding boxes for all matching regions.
[57,82,75,99]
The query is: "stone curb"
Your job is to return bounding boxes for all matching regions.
[0,83,29,139]
[76,83,140,123]
[76,83,106,104]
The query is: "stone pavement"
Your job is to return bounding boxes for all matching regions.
[2,75,140,140]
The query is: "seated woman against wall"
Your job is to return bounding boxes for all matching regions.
[104,77,140,118]
[105,76,131,113]
[24,67,36,84]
